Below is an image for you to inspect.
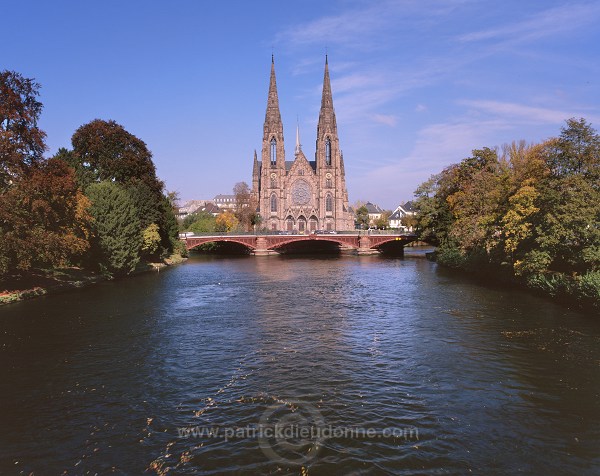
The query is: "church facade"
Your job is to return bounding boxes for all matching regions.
[251,57,353,232]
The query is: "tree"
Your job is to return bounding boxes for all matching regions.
[412,118,600,307]
[158,194,180,256]
[0,70,46,189]
[355,205,369,229]
[502,180,539,264]
[66,119,179,258]
[86,181,142,277]
[233,181,259,231]
[215,211,239,232]
[547,118,600,181]
[534,174,600,273]
[70,119,162,191]
[0,158,91,273]
[374,211,390,229]
[141,223,161,258]
[401,213,418,230]
[184,210,216,234]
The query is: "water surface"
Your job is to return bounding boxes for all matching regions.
[1,250,599,474]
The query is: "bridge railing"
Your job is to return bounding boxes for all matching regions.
[180,229,416,239]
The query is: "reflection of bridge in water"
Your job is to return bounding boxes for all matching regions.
[182,232,418,255]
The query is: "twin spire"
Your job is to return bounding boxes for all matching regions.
[264,54,283,138]
[264,55,336,148]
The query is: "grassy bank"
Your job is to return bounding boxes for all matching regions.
[0,254,186,306]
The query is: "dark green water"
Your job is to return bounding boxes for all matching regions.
[1,249,599,475]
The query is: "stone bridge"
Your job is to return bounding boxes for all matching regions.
[182,233,418,255]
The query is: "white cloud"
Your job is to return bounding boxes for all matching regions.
[459,99,600,125]
[276,1,403,50]
[351,118,513,206]
[370,114,397,127]
[458,3,600,45]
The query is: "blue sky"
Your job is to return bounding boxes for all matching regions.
[4,0,600,209]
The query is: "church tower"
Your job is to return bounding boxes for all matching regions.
[315,56,351,230]
[254,55,286,224]
[252,56,352,232]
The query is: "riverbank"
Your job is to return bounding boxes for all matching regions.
[427,250,600,313]
[0,254,186,306]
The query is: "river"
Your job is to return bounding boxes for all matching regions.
[1,249,599,475]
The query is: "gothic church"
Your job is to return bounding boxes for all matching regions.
[251,56,352,232]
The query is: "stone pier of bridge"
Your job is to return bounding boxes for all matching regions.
[253,236,279,256]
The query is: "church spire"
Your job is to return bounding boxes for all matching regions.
[317,55,337,136]
[295,121,302,155]
[264,55,283,139]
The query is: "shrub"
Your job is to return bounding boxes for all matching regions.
[436,244,466,268]
[576,271,600,309]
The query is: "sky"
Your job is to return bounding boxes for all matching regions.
[3,0,600,209]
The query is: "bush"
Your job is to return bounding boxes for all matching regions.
[436,244,466,268]
[172,239,188,258]
[525,272,573,298]
[576,271,600,309]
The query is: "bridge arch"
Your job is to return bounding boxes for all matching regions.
[184,237,257,252]
[268,235,357,251]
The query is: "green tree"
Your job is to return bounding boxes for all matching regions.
[158,194,180,256]
[141,223,161,258]
[126,180,163,230]
[401,214,418,230]
[535,174,600,274]
[355,205,369,229]
[185,210,216,234]
[374,211,390,229]
[548,118,600,181]
[66,119,178,257]
[86,181,141,277]
[412,118,600,308]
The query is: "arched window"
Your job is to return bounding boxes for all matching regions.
[326,194,333,212]
[325,138,331,166]
[270,138,277,166]
[270,193,277,212]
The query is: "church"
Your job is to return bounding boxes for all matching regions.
[251,56,353,232]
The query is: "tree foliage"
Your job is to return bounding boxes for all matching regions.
[70,119,161,190]
[0,71,182,281]
[355,205,369,229]
[86,181,142,277]
[61,118,178,258]
[141,223,161,258]
[373,211,390,229]
[0,70,46,189]
[182,210,216,234]
[414,118,600,308]
[0,72,92,276]
[233,181,259,231]
[215,211,239,232]
[0,158,91,274]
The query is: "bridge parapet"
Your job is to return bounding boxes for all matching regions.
[183,233,418,254]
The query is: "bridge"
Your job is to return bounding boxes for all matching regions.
[181,232,418,255]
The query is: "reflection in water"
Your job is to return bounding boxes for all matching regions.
[0,249,599,475]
